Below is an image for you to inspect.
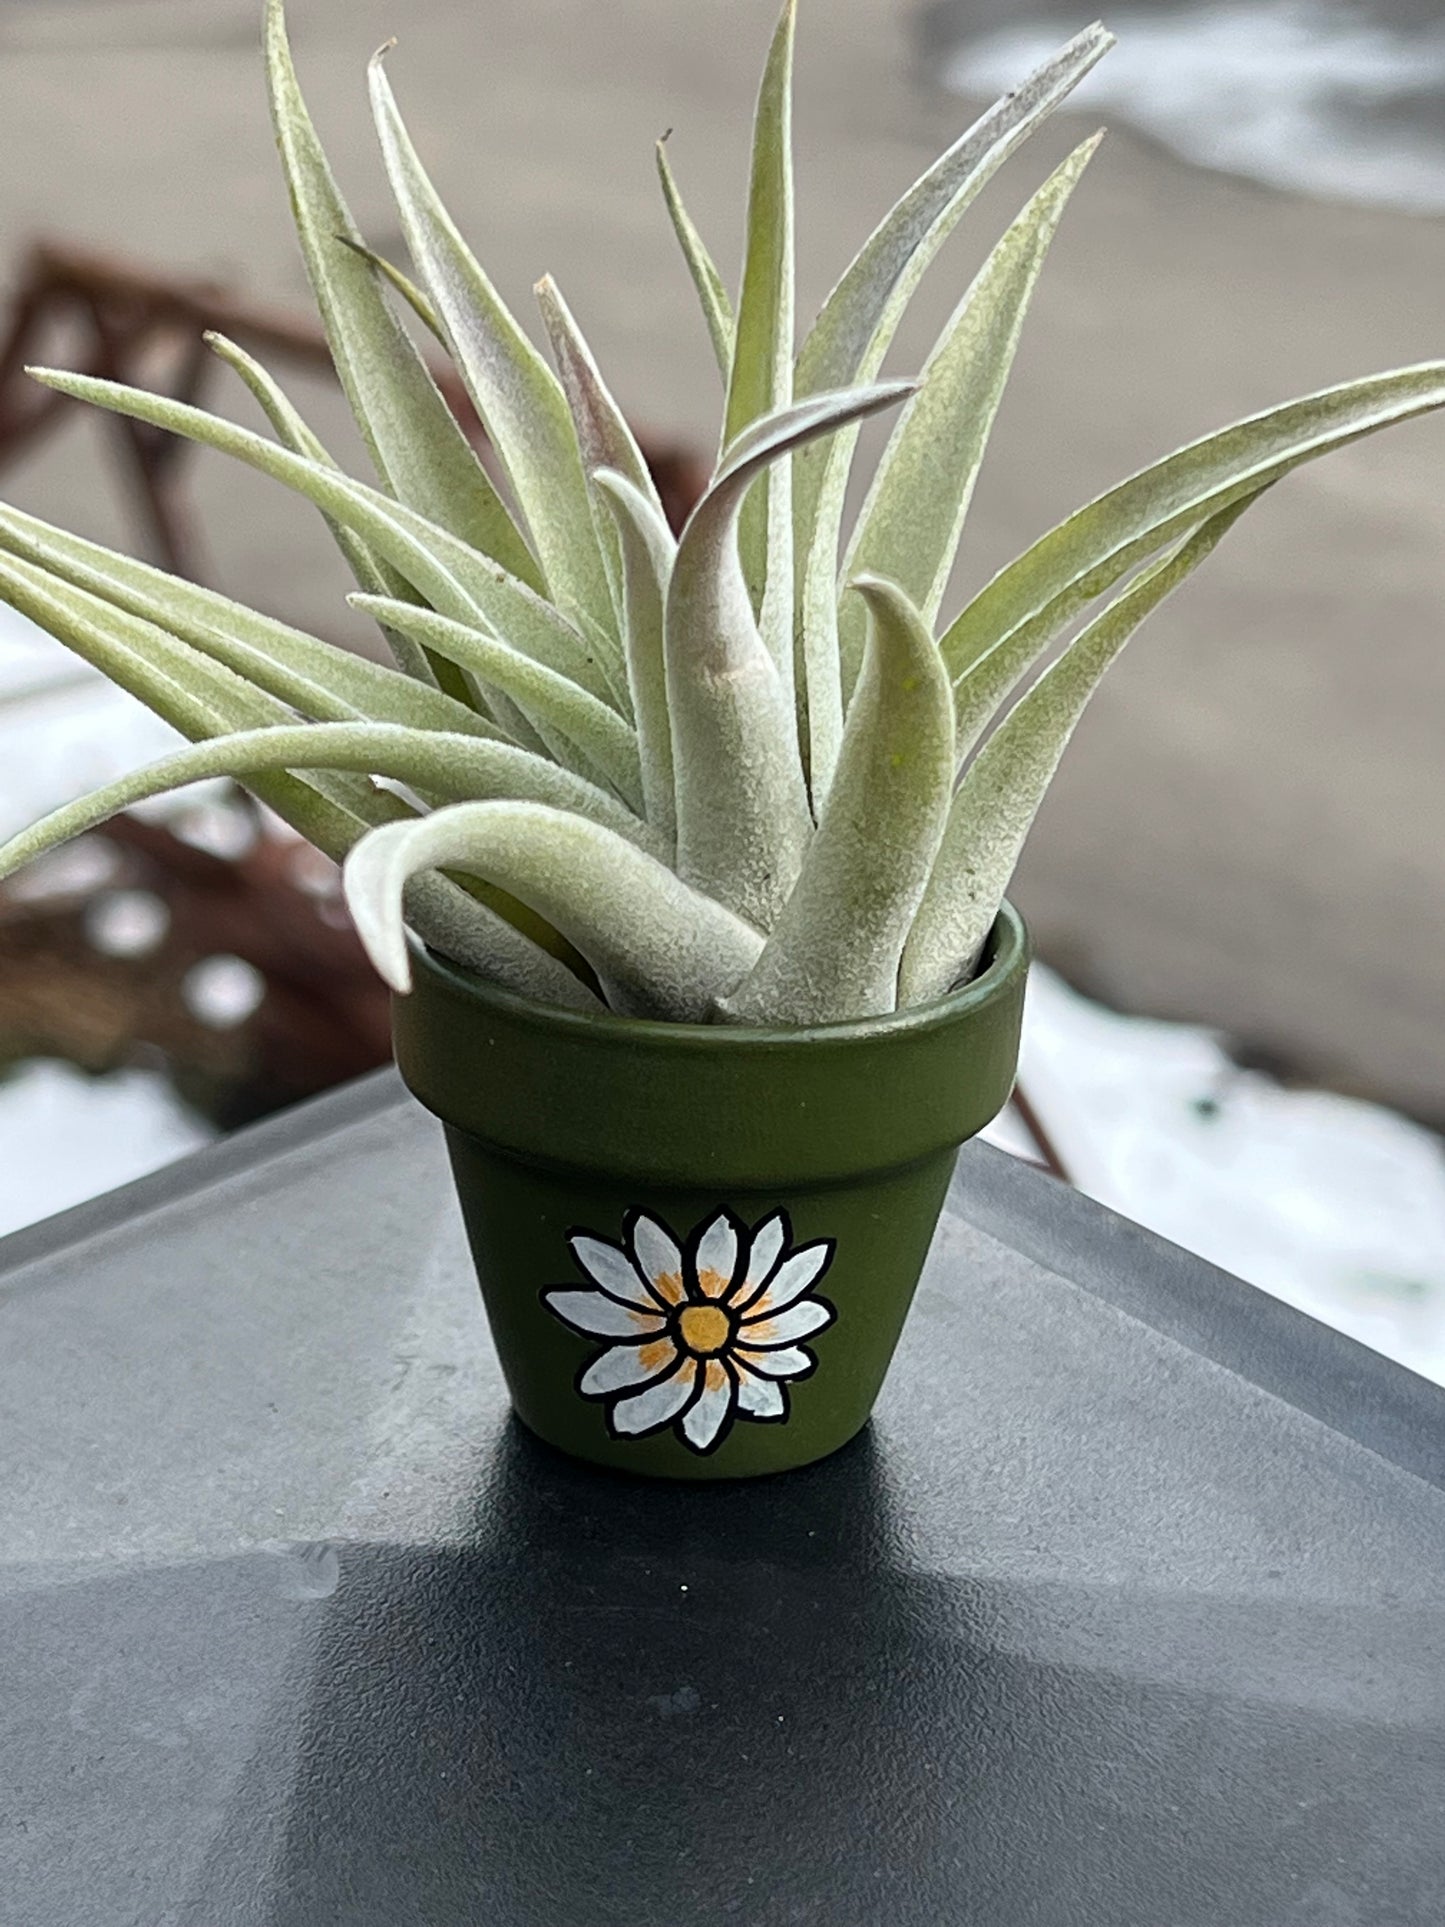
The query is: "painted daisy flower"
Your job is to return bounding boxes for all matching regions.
[543,1208,837,1455]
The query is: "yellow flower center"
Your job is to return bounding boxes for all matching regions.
[677,1302,731,1356]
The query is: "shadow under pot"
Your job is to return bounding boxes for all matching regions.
[391,902,1029,1479]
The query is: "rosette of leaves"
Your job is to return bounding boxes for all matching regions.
[1,3,1442,1025]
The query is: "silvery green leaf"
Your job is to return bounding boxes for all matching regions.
[942,361,1445,745]
[834,135,1100,694]
[721,0,795,650]
[204,330,452,690]
[593,471,677,848]
[0,552,596,993]
[343,801,764,1018]
[0,553,397,860]
[536,274,666,617]
[791,25,1113,788]
[655,134,736,379]
[335,236,446,342]
[667,382,913,928]
[0,501,502,743]
[902,494,1263,1005]
[368,48,615,641]
[26,369,616,706]
[351,596,644,812]
[795,24,1112,399]
[263,0,539,589]
[0,721,659,888]
[722,575,955,1025]
[399,873,603,1013]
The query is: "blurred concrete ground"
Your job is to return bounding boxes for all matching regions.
[0,0,1442,1117]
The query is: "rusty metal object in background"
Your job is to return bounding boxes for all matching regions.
[0,239,709,569]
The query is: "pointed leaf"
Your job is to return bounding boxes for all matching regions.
[368,47,614,638]
[537,273,665,644]
[0,553,398,860]
[791,25,1113,792]
[835,136,1100,689]
[351,596,643,811]
[723,575,955,1024]
[398,872,603,1012]
[0,537,595,997]
[795,24,1113,397]
[902,494,1262,1005]
[343,801,763,1018]
[205,330,461,692]
[594,471,677,846]
[667,382,912,928]
[27,369,616,705]
[0,500,503,743]
[656,134,736,379]
[721,0,796,647]
[264,0,540,587]
[942,362,1445,743]
[335,236,446,342]
[0,722,659,890]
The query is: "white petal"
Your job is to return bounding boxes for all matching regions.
[610,1358,698,1436]
[681,1360,734,1451]
[727,1211,787,1309]
[734,1344,813,1380]
[735,1369,786,1420]
[545,1290,666,1340]
[694,1212,740,1298]
[739,1298,834,1347]
[744,1242,831,1318]
[629,1212,686,1305]
[579,1338,677,1397]
[568,1233,657,1308]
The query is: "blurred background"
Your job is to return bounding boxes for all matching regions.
[0,0,1441,1372]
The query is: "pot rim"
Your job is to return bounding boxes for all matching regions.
[408,898,1028,1051]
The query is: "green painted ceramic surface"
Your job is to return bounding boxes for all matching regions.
[393,904,1029,1479]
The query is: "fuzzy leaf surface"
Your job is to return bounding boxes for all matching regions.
[28,369,615,705]
[351,596,643,810]
[722,0,796,653]
[369,49,614,640]
[835,136,1099,688]
[903,494,1262,1003]
[0,722,658,888]
[791,24,1113,790]
[667,382,912,928]
[594,471,677,846]
[343,801,763,1018]
[0,553,398,860]
[723,575,954,1024]
[205,330,463,691]
[942,362,1445,737]
[0,502,501,742]
[336,236,446,342]
[656,136,736,379]
[536,273,664,669]
[264,0,538,587]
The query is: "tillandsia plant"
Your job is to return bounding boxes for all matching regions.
[1,3,1442,1027]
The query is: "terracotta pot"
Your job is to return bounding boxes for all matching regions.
[392,904,1029,1479]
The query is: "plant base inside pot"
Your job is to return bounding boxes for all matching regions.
[392,904,1029,1480]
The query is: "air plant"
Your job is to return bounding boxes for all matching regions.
[0,2,1441,1026]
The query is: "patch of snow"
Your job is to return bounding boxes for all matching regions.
[0,603,185,837]
[181,954,266,1029]
[84,888,171,959]
[0,1060,214,1239]
[943,2,1445,214]
[987,966,1445,1386]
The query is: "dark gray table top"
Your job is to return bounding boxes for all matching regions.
[3,1069,1443,1926]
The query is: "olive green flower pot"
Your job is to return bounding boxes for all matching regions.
[392,903,1029,1480]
